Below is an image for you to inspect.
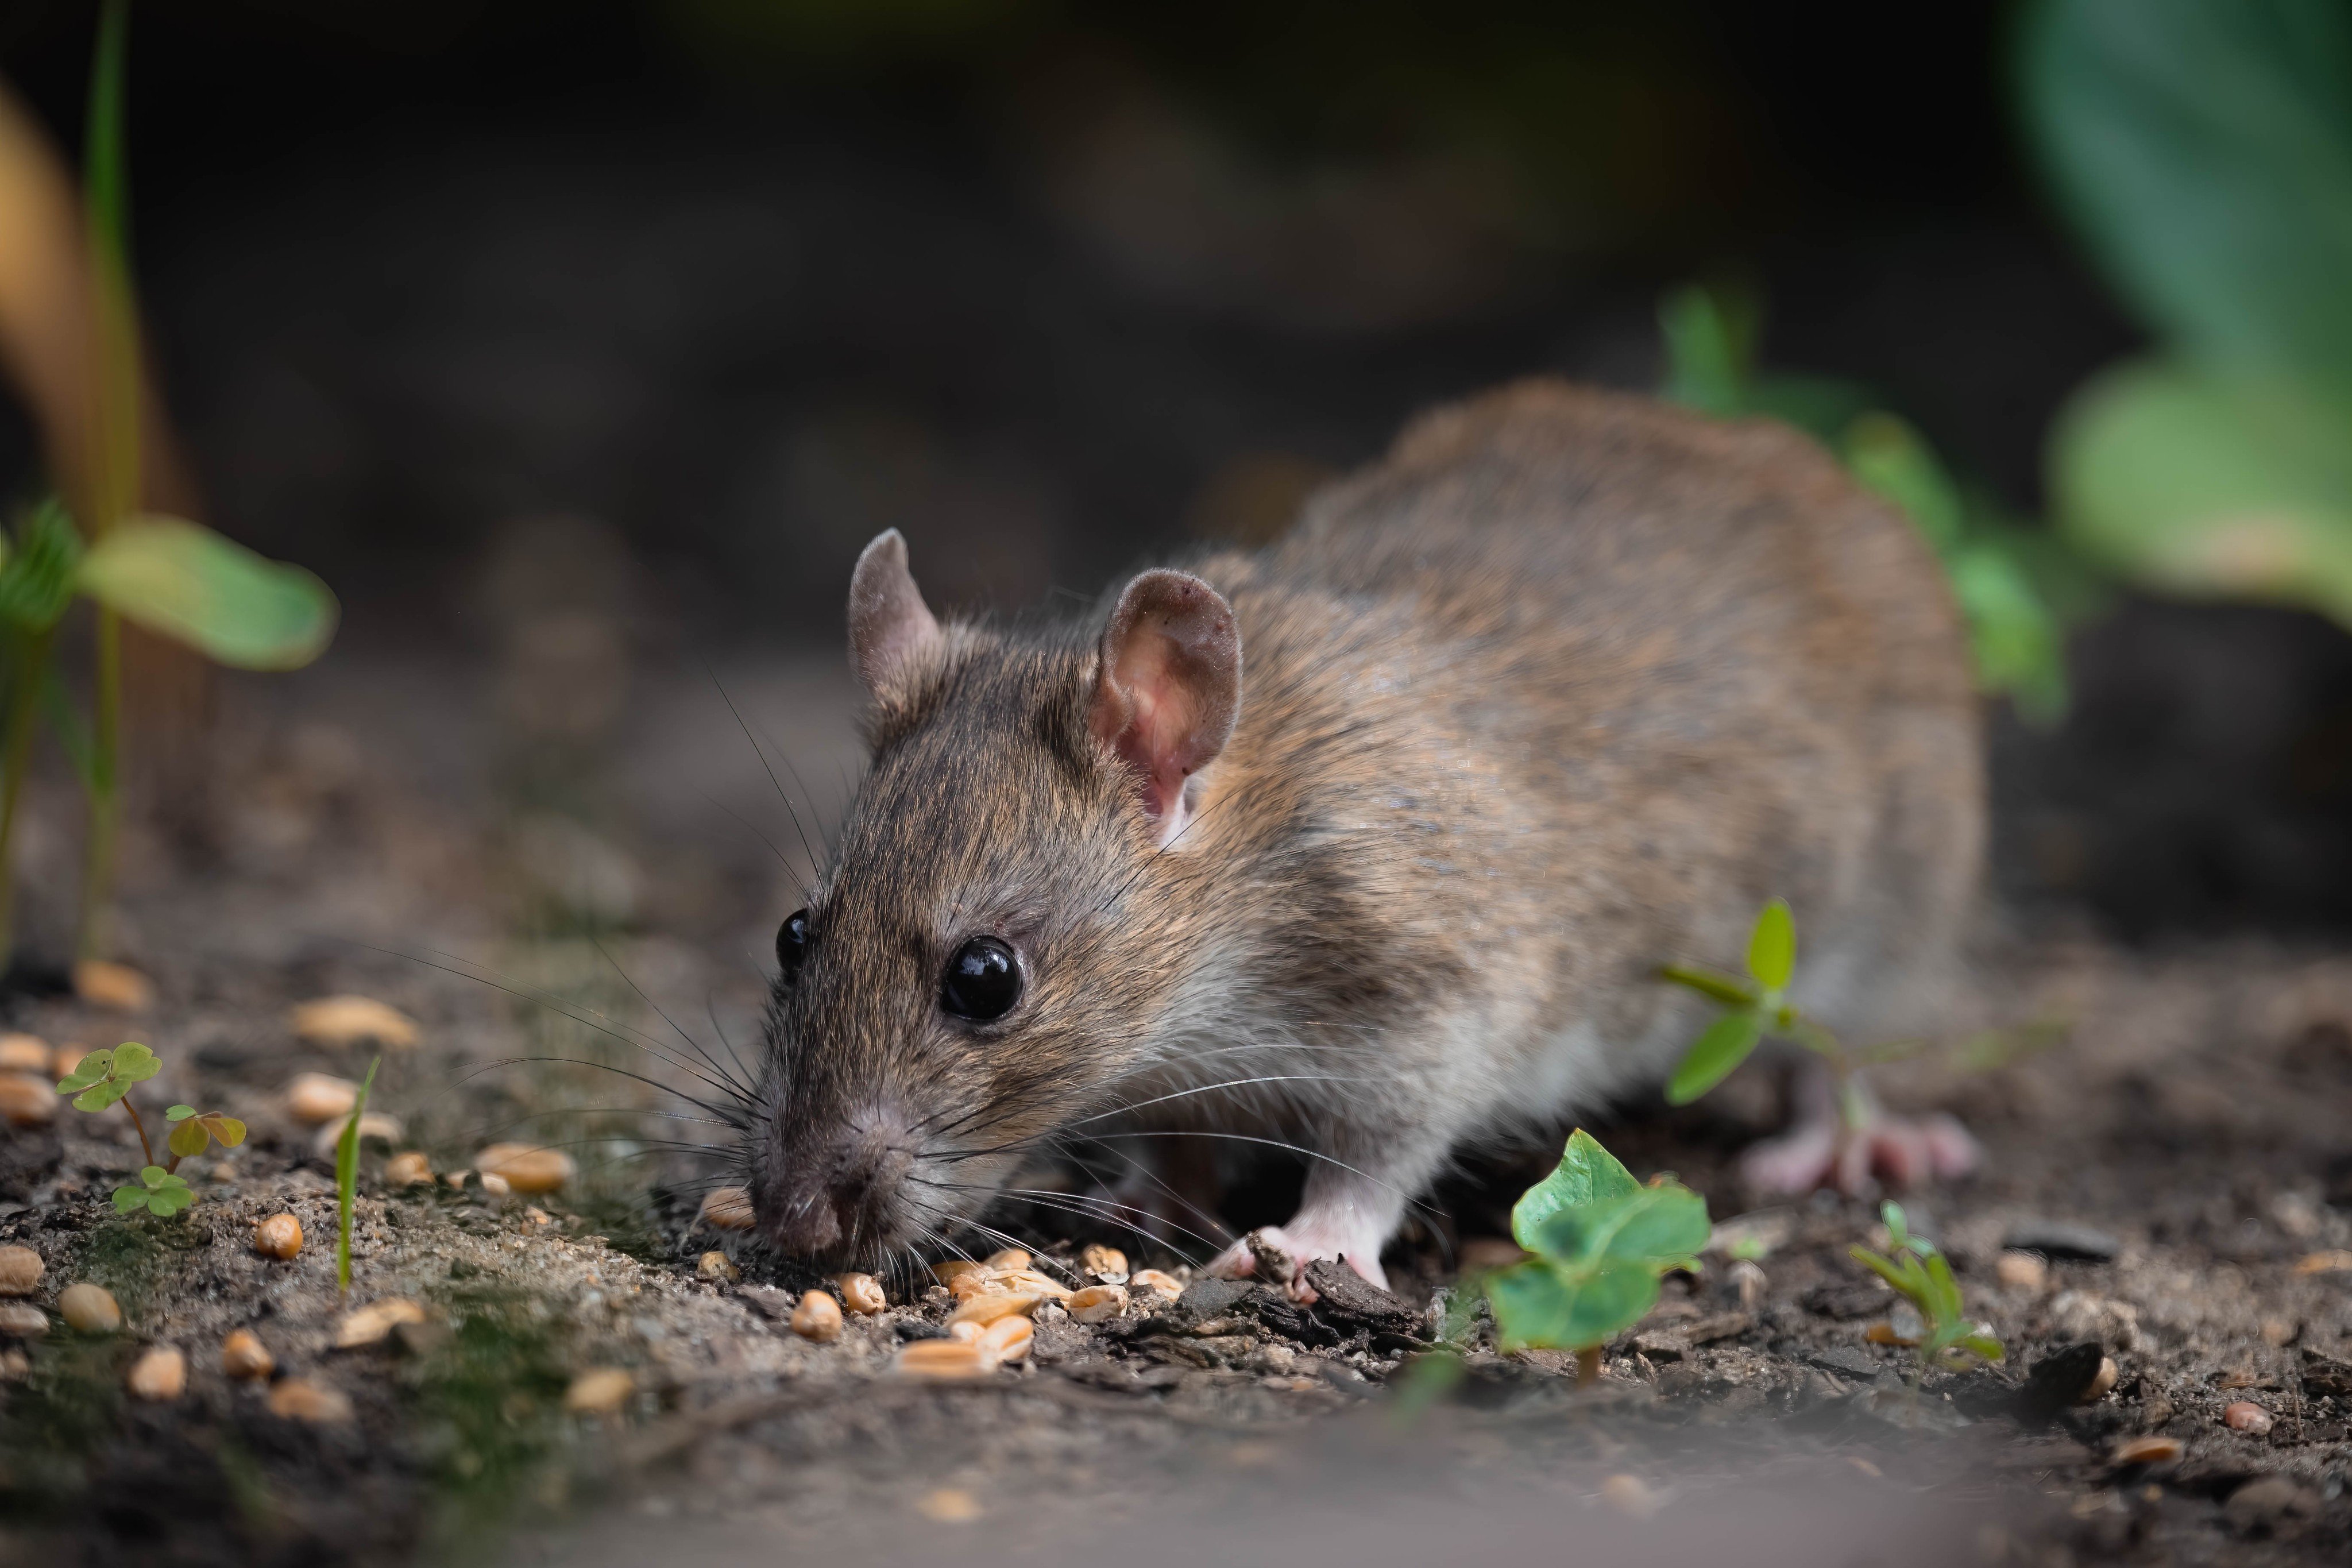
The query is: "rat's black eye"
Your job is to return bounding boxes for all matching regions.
[776,909,811,982]
[940,936,1021,1022]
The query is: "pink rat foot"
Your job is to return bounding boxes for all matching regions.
[1741,1100,1979,1197]
[1207,1223,1390,1303]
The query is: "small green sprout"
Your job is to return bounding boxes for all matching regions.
[112,1165,193,1218]
[1850,1200,2003,1370]
[1474,1130,1710,1384]
[57,1041,245,1212]
[335,1055,381,1293]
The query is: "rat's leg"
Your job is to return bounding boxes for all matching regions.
[1204,1133,1445,1296]
[1741,1058,1977,1197]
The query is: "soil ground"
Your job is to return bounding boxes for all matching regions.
[2,652,2351,1567]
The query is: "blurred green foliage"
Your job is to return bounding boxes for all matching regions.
[2023,0,2352,627]
[1660,284,2090,721]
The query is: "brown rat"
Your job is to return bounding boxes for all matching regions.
[745,378,1983,1288]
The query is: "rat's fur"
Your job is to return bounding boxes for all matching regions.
[747,380,1982,1280]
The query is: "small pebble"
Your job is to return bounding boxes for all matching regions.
[697,1251,740,1283]
[0,1245,44,1296]
[1996,1251,2049,1292]
[384,1151,434,1187]
[916,1486,982,1521]
[267,1377,354,1423]
[1080,1243,1129,1283]
[1067,1284,1129,1323]
[1130,1268,1183,1301]
[285,1073,361,1125]
[59,1283,122,1334]
[0,1073,59,1127]
[790,1290,843,1342]
[892,1341,994,1382]
[127,1346,186,1401]
[700,1186,755,1229]
[2112,1436,2183,1466]
[1726,1258,1767,1310]
[564,1367,636,1415]
[254,1214,304,1260]
[72,959,152,1013]
[0,1302,48,1338]
[833,1273,887,1314]
[0,1034,48,1071]
[290,995,419,1049]
[2082,1355,2119,1403]
[335,1299,428,1349]
[221,1330,275,1380]
[0,1347,28,1378]
[2223,1400,2274,1435]
[473,1144,576,1194]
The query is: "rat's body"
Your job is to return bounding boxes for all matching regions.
[748,380,1983,1286]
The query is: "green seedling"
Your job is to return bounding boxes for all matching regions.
[335,1055,381,1292]
[1849,1200,2003,1370]
[57,1042,245,1212]
[1473,1129,1710,1384]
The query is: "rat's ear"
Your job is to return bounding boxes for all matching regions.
[847,530,943,701]
[1090,570,1240,846]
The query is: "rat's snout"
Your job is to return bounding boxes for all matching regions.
[754,1105,919,1265]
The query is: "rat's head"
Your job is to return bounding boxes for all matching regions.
[746,530,1242,1268]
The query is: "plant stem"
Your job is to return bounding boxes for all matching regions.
[0,628,58,967]
[1574,1346,1602,1387]
[121,1093,155,1168]
[75,608,119,960]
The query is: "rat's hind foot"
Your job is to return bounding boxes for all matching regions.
[1741,1068,1978,1198]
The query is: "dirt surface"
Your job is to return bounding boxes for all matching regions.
[2,654,2351,1567]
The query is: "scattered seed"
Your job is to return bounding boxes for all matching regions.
[0,1073,59,1127]
[444,1170,471,1190]
[2293,1250,2352,1276]
[2224,1400,2274,1435]
[948,1272,1002,1303]
[699,1186,755,1230]
[290,995,419,1050]
[1080,1244,1129,1283]
[916,1486,982,1521]
[310,1112,403,1157]
[384,1151,434,1187]
[0,1245,43,1296]
[524,1207,553,1226]
[931,1259,986,1286]
[1726,1258,1767,1310]
[128,1346,186,1401]
[479,1172,512,1198]
[2112,1436,2183,1466]
[948,1321,983,1343]
[891,1341,994,1382]
[833,1273,887,1314]
[1864,1321,1917,1347]
[221,1330,275,1380]
[0,1034,48,1071]
[59,1283,121,1334]
[73,959,152,1013]
[565,1367,636,1415]
[999,1268,1073,1300]
[285,1073,362,1125]
[1996,1251,2049,1292]
[697,1251,740,1283]
[267,1377,354,1423]
[0,1303,47,1338]
[2082,1356,2119,1403]
[790,1290,844,1342]
[254,1213,305,1260]
[335,1299,429,1349]
[1599,1474,1662,1518]
[1067,1285,1129,1324]
[0,1348,29,1377]
[948,1292,1041,1329]
[983,1248,1030,1272]
[1131,1269,1183,1301]
[979,1315,1032,1365]
[474,1144,576,1194]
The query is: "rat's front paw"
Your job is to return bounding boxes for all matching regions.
[1206,1223,1387,1303]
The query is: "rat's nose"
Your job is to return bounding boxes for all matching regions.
[756,1110,916,1263]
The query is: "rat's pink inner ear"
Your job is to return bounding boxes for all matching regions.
[847,529,943,701]
[1090,570,1241,842]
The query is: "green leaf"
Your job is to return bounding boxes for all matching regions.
[1664,1009,1762,1106]
[1849,1246,1925,1306]
[202,1114,246,1149]
[72,1079,131,1112]
[164,1104,195,1121]
[56,1048,113,1094]
[1658,284,1759,416]
[1488,1258,1661,1353]
[1657,963,1756,1009]
[1530,1185,1710,1269]
[75,516,338,671]
[0,498,85,632]
[337,1055,380,1292]
[109,1042,159,1082]
[1880,1201,1909,1249]
[1846,414,1967,553]
[167,1118,208,1158]
[148,1184,195,1216]
[111,1184,146,1214]
[2019,0,2352,397]
[2050,361,2352,625]
[1955,1332,2006,1365]
[1745,899,1797,991]
[1511,1130,1643,1250]
[138,1165,169,1187]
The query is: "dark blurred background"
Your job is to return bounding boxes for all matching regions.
[3,0,2349,941]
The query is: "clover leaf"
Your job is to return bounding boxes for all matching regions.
[113,1165,194,1218]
